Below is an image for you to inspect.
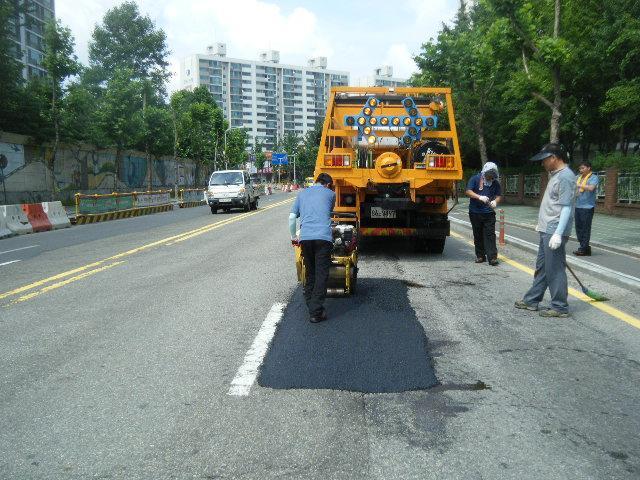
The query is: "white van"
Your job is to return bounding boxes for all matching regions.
[205,170,259,214]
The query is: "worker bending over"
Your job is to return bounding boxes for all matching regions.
[289,173,336,323]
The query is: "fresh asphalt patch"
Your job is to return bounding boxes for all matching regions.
[258,278,438,393]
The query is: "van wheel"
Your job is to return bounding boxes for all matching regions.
[210,206,217,214]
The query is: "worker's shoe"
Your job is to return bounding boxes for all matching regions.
[488,258,499,266]
[310,310,328,323]
[475,256,486,263]
[573,248,591,256]
[514,300,537,311]
[539,309,569,318]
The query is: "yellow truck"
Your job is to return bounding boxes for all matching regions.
[314,86,463,253]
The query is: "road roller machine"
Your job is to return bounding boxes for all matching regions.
[294,212,359,296]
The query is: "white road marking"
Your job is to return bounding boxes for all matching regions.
[228,302,286,396]
[0,260,21,267]
[0,245,39,255]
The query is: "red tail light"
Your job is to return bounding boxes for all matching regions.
[423,196,445,204]
[324,155,352,167]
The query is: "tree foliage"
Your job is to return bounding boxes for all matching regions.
[413,0,640,169]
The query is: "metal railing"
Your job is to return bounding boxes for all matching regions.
[593,171,606,199]
[524,174,540,197]
[504,175,519,195]
[617,173,640,204]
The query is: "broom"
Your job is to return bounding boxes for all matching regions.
[566,263,609,301]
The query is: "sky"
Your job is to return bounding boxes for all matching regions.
[55,0,460,92]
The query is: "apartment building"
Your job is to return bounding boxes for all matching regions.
[8,0,55,79]
[369,66,408,88]
[180,44,349,149]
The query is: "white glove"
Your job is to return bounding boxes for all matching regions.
[477,195,489,204]
[489,200,497,209]
[549,233,562,250]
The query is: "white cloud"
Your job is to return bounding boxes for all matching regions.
[56,0,459,91]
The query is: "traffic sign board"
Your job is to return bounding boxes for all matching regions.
[271,153,288,165]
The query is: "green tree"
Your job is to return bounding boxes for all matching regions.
[177,102,219,182]
[135,105,173,188]
[414,1,508,165]
[42,19,80,195]
[253,139,266,171]
[489,0,572,143]
[225,128,249,170]
[96,68,144,188]
[88,1,169,90]
[297,122,322,179]
[60,81,100,145]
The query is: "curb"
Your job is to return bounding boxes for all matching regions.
[75,204,173,225]
[450,217,640,293]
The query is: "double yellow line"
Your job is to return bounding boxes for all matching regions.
[1,198,293,306]
[450,231,640,330]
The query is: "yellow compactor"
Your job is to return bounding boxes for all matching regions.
[294,86,463,295]
[294,212,359,296]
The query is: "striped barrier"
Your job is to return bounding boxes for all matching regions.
[22,203,52,232]
[42,201,71,230]
[0,207,14,239]
[1,204,33,236]
[75,204,172,224]
[75,190,173,224]
[178,188,205,208]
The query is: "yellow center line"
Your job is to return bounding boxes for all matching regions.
[0,198,294,301]
[8,262,125,305]
[450,231,640,329]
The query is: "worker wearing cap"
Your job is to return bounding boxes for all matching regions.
[465,161,502,266]
[515,143,576,317]
[289,173,336,323]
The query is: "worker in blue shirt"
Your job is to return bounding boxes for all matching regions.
[573,161,599,256]
[465,162,502,265]
[289,173,336,323]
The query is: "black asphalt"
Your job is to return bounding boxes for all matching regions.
[259,280,438,393]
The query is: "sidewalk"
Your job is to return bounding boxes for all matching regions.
[451,198,640,256]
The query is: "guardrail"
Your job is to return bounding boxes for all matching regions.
[74,190,172,224]
[178,188,206,208]
[617,173,640,204]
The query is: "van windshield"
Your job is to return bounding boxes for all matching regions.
[210,172,243,186]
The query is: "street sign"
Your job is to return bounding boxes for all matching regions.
[271,152,288,165]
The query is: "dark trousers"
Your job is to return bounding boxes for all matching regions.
[469,212,497,260]
[300,240,333,317]
[575,207,594,252]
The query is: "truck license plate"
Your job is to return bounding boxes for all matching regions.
[219,198,231,203]
[370,207,396,219]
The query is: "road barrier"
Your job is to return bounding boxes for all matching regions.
[0,207,15,239]
[42,201,71,230]
[0,204,33,236]
[178,188,206,208]
[75,190,173,224]
[21,203,52,232]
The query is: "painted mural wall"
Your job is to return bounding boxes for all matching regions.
[0,132,202,204]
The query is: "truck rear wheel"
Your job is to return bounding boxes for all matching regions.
[427,238,446,254]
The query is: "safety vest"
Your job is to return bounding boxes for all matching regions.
[576,172,592,190]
